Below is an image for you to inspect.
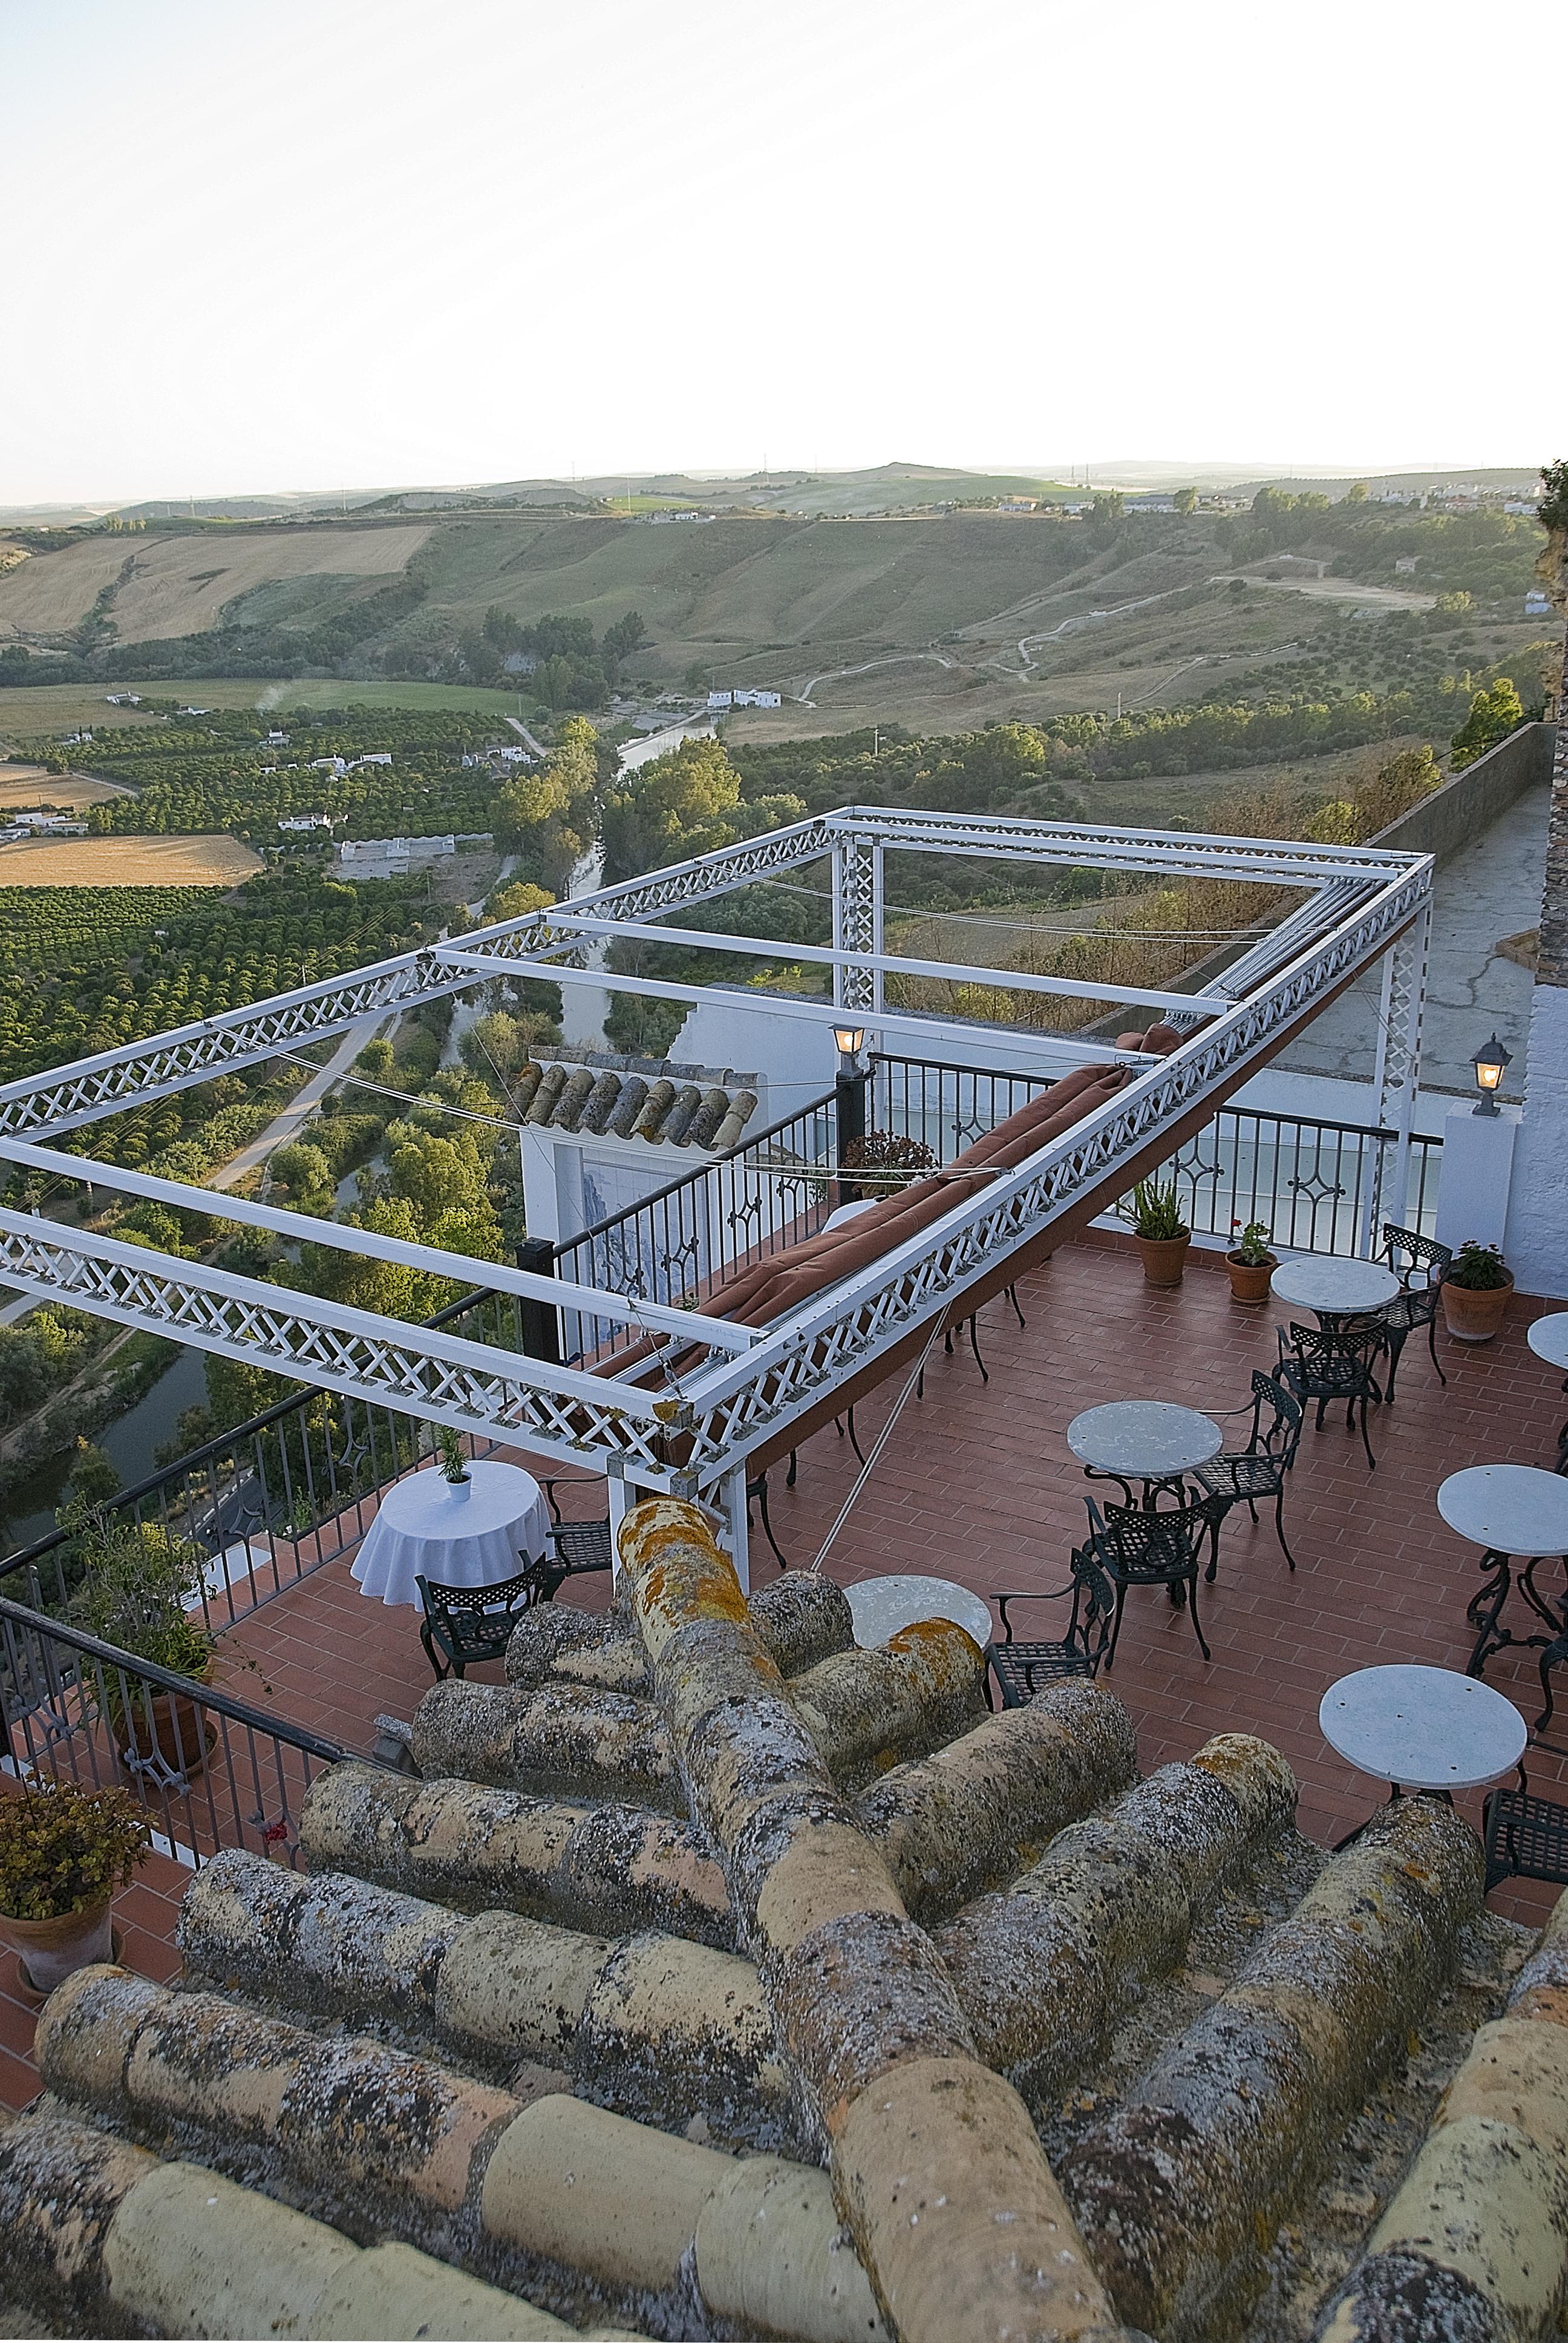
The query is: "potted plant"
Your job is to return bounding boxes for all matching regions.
[1226,1219,1278,1305]
[0,1779,151,1991]
[1440,1240,1514,1343]
[68,1523,218,1778]
[437,1424,472,1498]
[1119,1178,1192,1288]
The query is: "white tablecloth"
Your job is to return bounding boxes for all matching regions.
[351,1460,552,1608]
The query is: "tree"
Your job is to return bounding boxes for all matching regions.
[1089,491,1125,525]
[1451,677,1526,770]
[603,611,650,673]
[488,879,555,923]
[1173,488,1197,516]
[460,1010,539,1086]
[494,764,570,841]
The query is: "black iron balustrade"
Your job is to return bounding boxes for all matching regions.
[0,1594,363,1873]
[0,1283,515,1636]
[1132,1110,1442,1251]
[550,1082,849,1366]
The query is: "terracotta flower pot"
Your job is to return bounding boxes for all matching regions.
[1226,1250,1278,1304]
[114,1690,215,1780]
[1135,1232,1191,1288]
[1,1898,113,1993]
[1440,1271,1514,1343]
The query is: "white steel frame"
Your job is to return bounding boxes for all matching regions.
[0,807,1432,1506]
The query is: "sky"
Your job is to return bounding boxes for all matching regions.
[4,0,1562,505]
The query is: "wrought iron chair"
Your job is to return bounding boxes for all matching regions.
[1482,1768,1568,1893]
[1191,1370,1304,1579]
[1086,1495,1214,1665]
[1378,1224,1452,1401]
[1276,1319,1385,1472]
[986,1544,1116,1706]
[536,1478,615,1597]
[416,1564,548,1681]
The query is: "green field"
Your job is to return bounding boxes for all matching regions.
[0,675,540,744]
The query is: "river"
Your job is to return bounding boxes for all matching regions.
[0,1343,211,1556]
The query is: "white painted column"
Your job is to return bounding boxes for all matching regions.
[1435,1104,1521,1254]
[1505,985,1568,1298]
[607,1470,632,1584]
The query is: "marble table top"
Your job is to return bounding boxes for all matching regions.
[1437,1463,1568,1557]
[1270,1255,1400,1315]
[1319,1663,1526,1792]
[841,1573,994,1652]
[1067,1401,1223,1479]
[1527,1312,1568,1371]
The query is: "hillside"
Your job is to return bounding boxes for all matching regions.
[0,480,1550,737]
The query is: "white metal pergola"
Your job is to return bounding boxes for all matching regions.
[0,807,1431,1577]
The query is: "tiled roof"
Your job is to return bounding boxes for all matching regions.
[517,1060,759,1149]
[1,1501,1563,2342]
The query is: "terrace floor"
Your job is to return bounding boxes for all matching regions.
[5,1228,1568,2105]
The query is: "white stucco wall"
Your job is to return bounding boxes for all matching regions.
[1504,982,1568,1299]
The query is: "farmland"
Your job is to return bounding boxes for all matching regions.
[0,764,128,810]
[0,834,261,885]
[0,524,433,644]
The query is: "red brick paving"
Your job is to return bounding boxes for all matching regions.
[4,1231,1566,2106]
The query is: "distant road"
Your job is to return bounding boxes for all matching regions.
[505,717,550,758]
[207,1015,384,1193]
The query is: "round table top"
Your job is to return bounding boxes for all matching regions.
[841,1573,993,1652]
[351,1458,552,1608]
[1528,1312,1568,1371]
[1319,1663,1526,1791]
[1270,1255,1400,1314]
[1437,1462,1568,1556]
[1067,1401,1223,1478]
[373,1458,545,1544]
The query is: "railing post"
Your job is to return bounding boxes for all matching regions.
[835,1065,867,1166]
[516,1238,560,1363]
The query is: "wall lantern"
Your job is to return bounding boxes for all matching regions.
[1472,1032,1512,1116]
[832,1025,867,1061]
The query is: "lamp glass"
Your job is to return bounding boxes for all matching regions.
[833,1026,866,1057]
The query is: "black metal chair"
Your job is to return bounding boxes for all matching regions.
[1378,1224,1451,1401]
[1482,1771,1568,1893]
[1192,1370,1304,1579]
[1277,1319,1385,1471]
[746,1470,789,1570]
[1086,1495,1214,1665]
[416,1565,547,1681]
[985,1545,1116,1706]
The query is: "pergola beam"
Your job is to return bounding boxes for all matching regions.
[433,945,1153,1067]
[531,909,1236,1017]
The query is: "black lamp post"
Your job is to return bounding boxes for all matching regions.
[832,1024,867,1167]
[1472,1032,1512,1117]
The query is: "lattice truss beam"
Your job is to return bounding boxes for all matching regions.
[0,806,1432,1484]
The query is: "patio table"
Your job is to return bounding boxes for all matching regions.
[351,1458,551,1608]
[1527,1313,1568,1471]
[1067,1401,1223,1489]
[1440,1463,1568,1715]
[1270,1255,1400,1323]
[841,1572,993,1652]
[1319,1663,1526,1808]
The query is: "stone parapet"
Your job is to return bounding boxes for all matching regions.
[1060,1797,1485,2342]
[935,1735,1297,2104]
[298,1762,734,1946]
[505,1572,857,1697]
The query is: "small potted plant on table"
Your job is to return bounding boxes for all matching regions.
[437,1424,472,1498]
[1120,1178,1192,1288]
[1440,1240,1514,1343]
[0,1778,151,1991]
[1226,1219,1278,1305]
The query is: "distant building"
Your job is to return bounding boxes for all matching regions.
[998,498,1037,513]
[4,812,89,837]
[349,751,393,768]
[1125,493,1177,513]
[707,690,733,709]
[103,692,141,708]
[175,706,211,717]
[277,814,336,833]
[60,730,93,747]
[266,729,289,746]
[309,756,348,776]
[731,688,782,709]
[1526,589,1552,618]
[502,652,537,675]
[1505,500,1538,516]
[1394,556,1420,574]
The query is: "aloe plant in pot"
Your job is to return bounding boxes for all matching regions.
[1440,1240,1514,1343]
[1119,1179,1192,1288]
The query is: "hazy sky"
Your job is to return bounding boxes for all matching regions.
[5,0,1561,503]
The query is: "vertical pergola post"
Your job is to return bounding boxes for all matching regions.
[1361,903,1429,1256]
[832,830,879,1016]
[1503,583,1568,1295]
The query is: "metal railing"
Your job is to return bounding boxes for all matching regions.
[550,1082,847,1366]
[0,1283,518,1635]
[1126,1107,1442,1251]
[0,1595,361,1875]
